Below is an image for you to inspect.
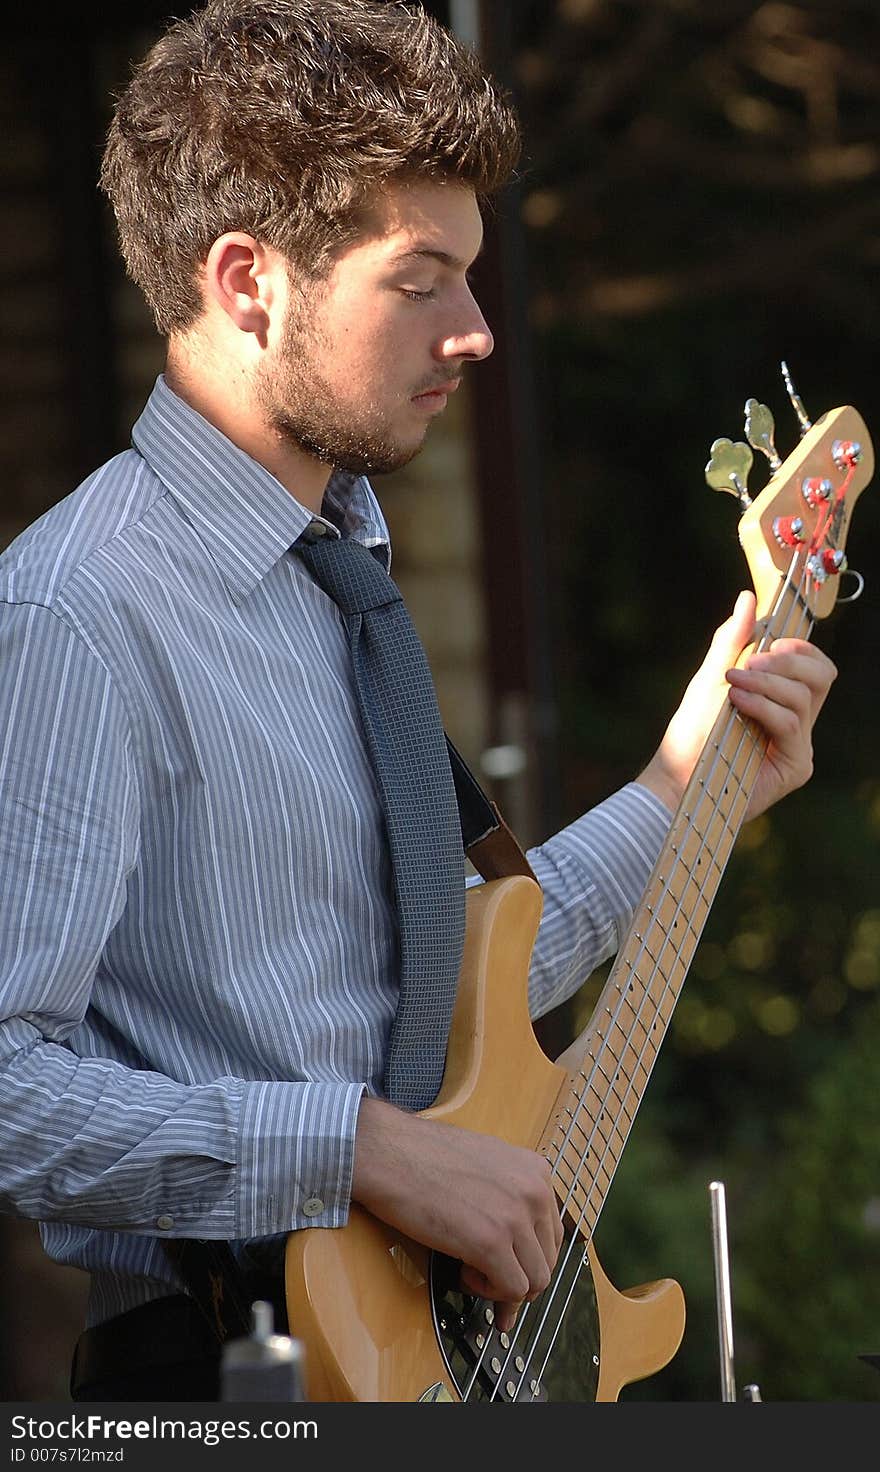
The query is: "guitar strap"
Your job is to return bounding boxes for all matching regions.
[445,735,537,883]
[164,738,536,1343]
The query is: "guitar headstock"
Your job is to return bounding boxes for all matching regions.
[705,371,872,624]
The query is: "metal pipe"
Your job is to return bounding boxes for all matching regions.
[709,1180,737,1402]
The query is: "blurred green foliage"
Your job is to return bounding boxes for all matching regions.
[510,0,880,1401]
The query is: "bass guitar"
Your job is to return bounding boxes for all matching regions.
[285,377,871,1401]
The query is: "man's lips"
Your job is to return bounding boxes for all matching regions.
[412,378,461,402]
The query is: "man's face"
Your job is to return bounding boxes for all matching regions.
[258,180,494,476]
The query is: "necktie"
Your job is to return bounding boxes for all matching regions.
[296,532,466,1111]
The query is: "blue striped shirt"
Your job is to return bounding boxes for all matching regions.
[0,375,670,1326]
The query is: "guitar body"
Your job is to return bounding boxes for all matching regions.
[285,875,685,1402]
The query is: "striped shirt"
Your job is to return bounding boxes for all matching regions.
[0,375,670,1326]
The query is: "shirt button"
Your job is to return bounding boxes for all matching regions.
[307,520,328,538]
[156,1214,174,1231]
[302,1197,325,1218]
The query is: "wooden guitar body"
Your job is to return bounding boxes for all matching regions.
[285,876,685,1402]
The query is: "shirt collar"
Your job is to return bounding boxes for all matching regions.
[131,375,391,602]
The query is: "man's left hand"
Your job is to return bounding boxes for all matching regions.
[638,589,837,822]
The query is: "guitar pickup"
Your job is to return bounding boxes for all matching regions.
[460,1298,549,1402]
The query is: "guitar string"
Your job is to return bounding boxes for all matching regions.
[464,588,793,1403]
[497,576,810,1401]
[466,555,815,1401]
[545,575,811,1218]
[519,584,817,1403]
[503,567,817,1402]
[484,669,777,1401]
[465,574,805,1401]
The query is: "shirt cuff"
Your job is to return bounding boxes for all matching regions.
[236,1079,366,1236]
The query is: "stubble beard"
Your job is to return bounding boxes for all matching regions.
[257,286,426,478]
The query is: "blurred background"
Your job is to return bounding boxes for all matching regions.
[2,0,878,1402]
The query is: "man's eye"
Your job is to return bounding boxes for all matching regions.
[401,287,436,302]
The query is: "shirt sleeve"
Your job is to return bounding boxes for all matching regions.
[524,782,672,1020]
[0,600,363,1239]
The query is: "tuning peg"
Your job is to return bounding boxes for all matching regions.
[832,438,863,470]
[807,548,847,585]
[705,438,754,510]
[744,399,781,470]
[781,360,812,436]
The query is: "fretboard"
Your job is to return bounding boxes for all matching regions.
[542,580,809,1238]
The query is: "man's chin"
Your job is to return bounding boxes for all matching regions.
[270,407,428,478]
[336,432,427,479]
[367,441,426,477]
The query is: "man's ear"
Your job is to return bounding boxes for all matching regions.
[202,232,279,341]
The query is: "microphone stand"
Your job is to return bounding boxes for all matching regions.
[709,1180,762,1403]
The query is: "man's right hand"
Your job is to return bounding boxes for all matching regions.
[351,1096,563,1333]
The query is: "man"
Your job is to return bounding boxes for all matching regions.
[0,0,834,1402]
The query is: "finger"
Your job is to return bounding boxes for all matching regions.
[693,591,763,696]
[713,590,757,664]
[726,667,812,720]
[728,657,835,729]
[742,644,837,714]
[460,1254,529,1306]
[457,1267,522,1335]
[751,636,827,660]
[532,1201,564,1282]
[724,680,811,764]
[729,588,758,641]
[532,1156,564,1254]
[494,1301,521,1334]
[744,641,835,679]
[504,1229,552,1307]
[459,1210,556,1308]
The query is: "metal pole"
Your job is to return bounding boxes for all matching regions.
[709,1180,737,1402]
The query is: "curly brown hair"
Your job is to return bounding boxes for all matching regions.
[99,0,522,335]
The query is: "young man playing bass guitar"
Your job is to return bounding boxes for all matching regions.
[0,0,835,1401]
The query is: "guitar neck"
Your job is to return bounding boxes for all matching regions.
[542,396,871,1246]
[544,579,808,1240]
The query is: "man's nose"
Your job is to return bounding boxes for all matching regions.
[438,299,494,363]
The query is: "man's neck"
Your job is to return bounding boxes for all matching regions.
[163,353,332,514]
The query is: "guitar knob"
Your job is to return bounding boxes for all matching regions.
[773,515,806,547]
[802,476,832,507]
[781,360,812,435]
[807,548,846,583]
[705,438,754,510]
[832,438,862,469]
[744,399,781,470]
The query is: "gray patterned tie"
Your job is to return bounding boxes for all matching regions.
[296,532,466,1111]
